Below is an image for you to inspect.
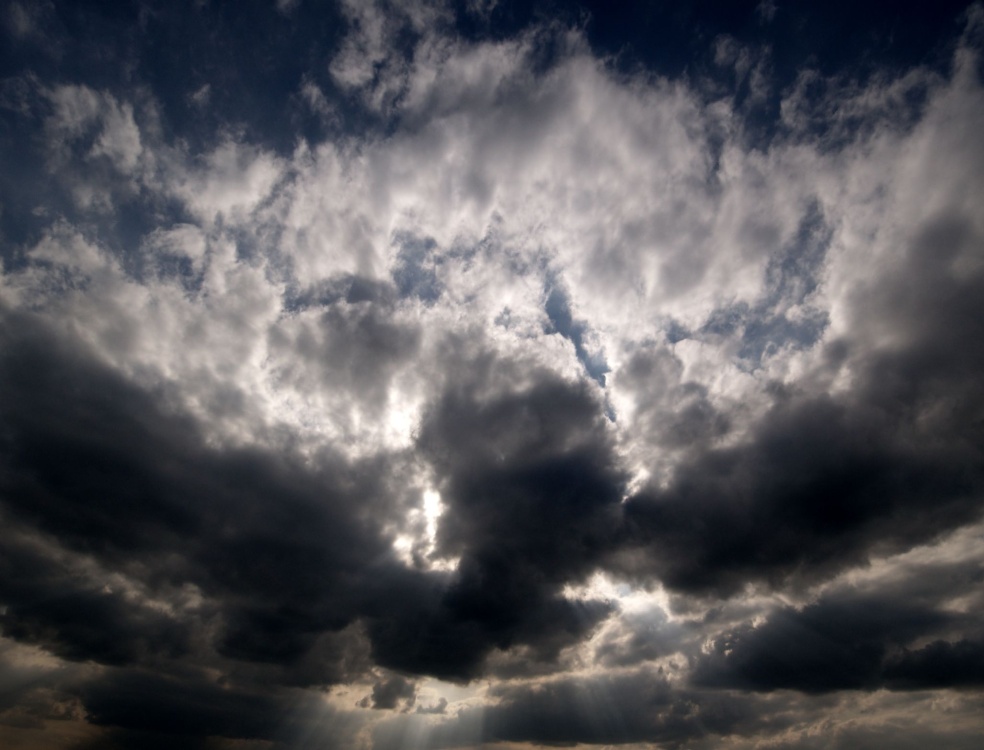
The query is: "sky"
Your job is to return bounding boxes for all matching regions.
[1,1,983,748]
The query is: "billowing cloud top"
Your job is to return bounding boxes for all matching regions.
[2,1,984,748]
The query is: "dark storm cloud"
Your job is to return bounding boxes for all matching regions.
[0,534,189,666]
[68,663,370,750]
[0,638,82,726]
[617,205,984,596]
[687,532,984,694]
[2,1,984,748]
[0,305,438,745]
[412,667,782,749]
[79,669,290,740]
[0,307,413,681]
[0,306,623,696]
[419,348,624,575]
[367,346,625,679]
[362,673,417,710]
[693,591,952,692]
[883,638,984,689]
[618,392,984,594]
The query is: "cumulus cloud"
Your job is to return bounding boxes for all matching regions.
[1,1,983,748]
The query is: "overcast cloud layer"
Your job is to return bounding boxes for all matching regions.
[2,1,984,748]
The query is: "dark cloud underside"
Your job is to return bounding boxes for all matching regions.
[1,1,984,749]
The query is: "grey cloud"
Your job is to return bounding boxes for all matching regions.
[883,638,984,689]
[0,638,83,724]
[0,536,189,667]
[78,669,290,740]
[364,673,417,710]
[268,285,421,408]
[0,308,410,682]
[619,390,984,595]
[693,591,951,693]
[71,666,368,750]
[431,667,781,748]
[614,344,731,452]
[2,2,984,748]
[286,272,399,311]
[690,542,984,695]
[778,62,941,149]
[592,604,687,669]
[415,696,447,714]
[367,344,625,679]
[391,232,443,303]
[0,308,621,695]
[617,204,984,595]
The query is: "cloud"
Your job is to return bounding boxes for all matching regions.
[1,1,983,748]
[362,673,417,710]
[363,346,623,680]
[415,696,447,714]
[688,531,984,695]
[3,1,57,52]
[617,389,984,595]
[422,667,782,748]
[0,534,190,667]
[614,44,984,596]
[693,591,950,692]
[883,638,984,689]
[0,307,407,677]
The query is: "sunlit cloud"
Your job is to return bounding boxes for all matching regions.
[1,1,983,748]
